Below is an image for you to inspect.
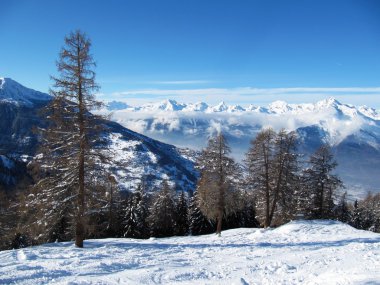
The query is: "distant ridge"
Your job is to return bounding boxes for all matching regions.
[102,97,380,197]
[0,78,197,192]
[104,97,380,120]
[0,77,51,105]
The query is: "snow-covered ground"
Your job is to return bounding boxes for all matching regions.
[1,220,379,285]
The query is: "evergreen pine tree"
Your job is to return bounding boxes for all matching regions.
[350,193,380,232]
[174,191,189,236]
[188,191,215,235]
[147,180,176,237]
[334,192,351,223]
[302,144,343,219]
[238,192,260,228]
[124,195,138,238]
[0,189,22,249]
[124,183,149,238]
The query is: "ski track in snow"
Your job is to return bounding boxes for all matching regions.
[1,220,379,285]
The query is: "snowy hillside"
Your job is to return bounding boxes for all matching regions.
[101,121,197,192]
[0,78,197,192]
[0,78,51,106]
[2,77,380,196]
[1,220,379,284]
[101,98,380,196]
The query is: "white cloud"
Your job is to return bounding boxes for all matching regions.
[99,86,380,109]
[148,80,213,85]
[106,106,368,148]
[112,86,380,96]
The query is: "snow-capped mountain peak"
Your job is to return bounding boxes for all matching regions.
[313,97,364,119]
[0,77,51,106]
[315,97,341,109]
[211,101,229,112]
[227,104,245,112]
[103,97,380,123]
[142,99,186,112]
[358,105,380,120]
[162,99,185,111]
[268,100,291,114]
[183,101,209,112]
[246,104,269,113]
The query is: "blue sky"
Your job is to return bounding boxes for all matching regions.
[1,0,380,107]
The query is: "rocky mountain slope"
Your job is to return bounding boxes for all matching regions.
[0,78,197,192]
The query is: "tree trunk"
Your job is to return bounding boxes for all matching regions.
[318,183,324,219]
[76,43,85,248]
[216,209,223,235]
[108,181,114,234]
[75,217,84,247]
[263,143,270,228]
[268,157,285,226]
[76,113,85,247]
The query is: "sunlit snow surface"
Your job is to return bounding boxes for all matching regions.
[1,220,379,284]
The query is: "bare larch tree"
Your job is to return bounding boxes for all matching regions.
[196,133,241,235]
[29,30,107,247]
[245,128,299,227]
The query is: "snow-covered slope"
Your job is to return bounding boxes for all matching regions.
[0,78,51,106]
[101,121,197,192]
[0,78,197,192]
[103,98,380,196]
[1,220,379,284]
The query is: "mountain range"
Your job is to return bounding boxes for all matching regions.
[2,77,380,198]
[0,78,197,193]
[103,98,380,198]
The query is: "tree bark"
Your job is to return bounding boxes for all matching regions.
[216,135,224,235]
[216,209,223,235]
[75,41,85,248]
[263,143,270,228]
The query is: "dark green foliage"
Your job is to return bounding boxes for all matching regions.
[147,180,176,237]
[124,197,139,238]
[124,184,149,238]
[188,192,215,235]
[48,213,71,243]
[302,144,343,219]
[174,191,189,236]
[0,190,23,249]
[223,193,260,229]
[333,192,351,223]
[10,233,32,249]
[349,193,380,232]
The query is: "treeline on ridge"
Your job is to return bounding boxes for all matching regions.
[1,128,380,250]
